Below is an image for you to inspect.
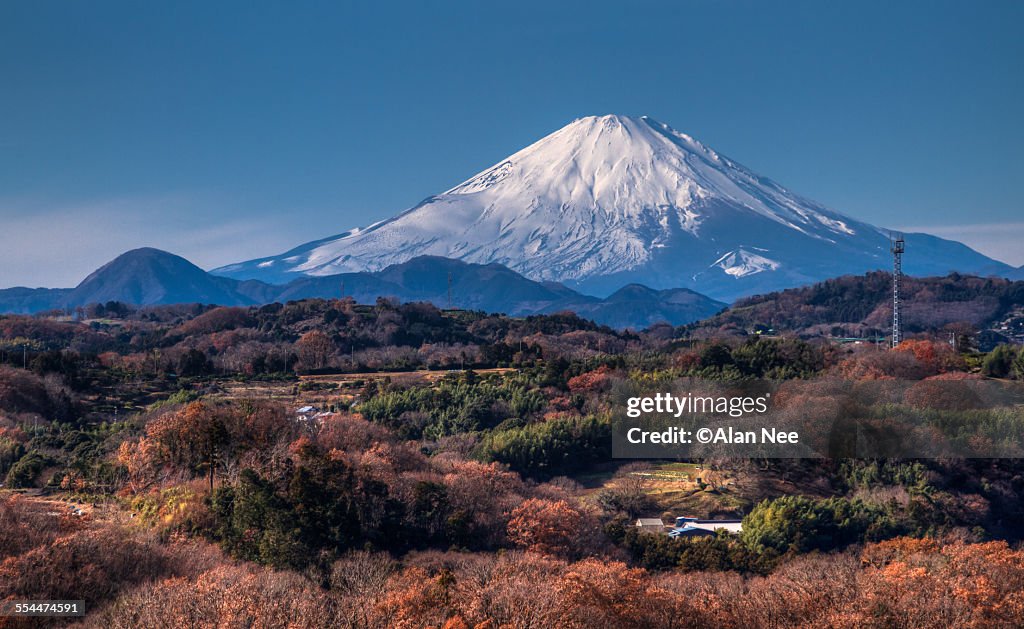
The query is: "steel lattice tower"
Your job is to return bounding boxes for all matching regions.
[891,234,905,348]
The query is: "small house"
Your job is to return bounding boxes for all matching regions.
[296,405,320,422]
[635,518,667,533]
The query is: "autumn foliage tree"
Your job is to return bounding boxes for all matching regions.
[296,330,334,371]
[117,400,298,494]
[147,401,229,492]
[895,339,964,375]
[567,365,612,394]
[506,498,586,558]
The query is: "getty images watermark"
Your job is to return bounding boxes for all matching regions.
[625,392,798,447]
[612,378,1024,459]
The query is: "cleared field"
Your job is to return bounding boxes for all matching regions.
[580,460,750,518]
[0,490,129,525]
[209,367,517,409]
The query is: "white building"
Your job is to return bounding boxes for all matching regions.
[668,516,743,538]
[635,518,667,533]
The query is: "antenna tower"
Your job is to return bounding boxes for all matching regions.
[890,233,905,348]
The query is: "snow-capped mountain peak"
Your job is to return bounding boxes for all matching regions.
[214,114,1009,300]
[446,114,851,236]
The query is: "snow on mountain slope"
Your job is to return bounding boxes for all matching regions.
[711,248,782,279]
[215,115,1011,300]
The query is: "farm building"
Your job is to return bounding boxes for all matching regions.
[635,518,667,533]
[668,516,743,538]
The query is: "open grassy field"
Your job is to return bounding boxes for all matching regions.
[579,459,838,520]
[208,367,518,413]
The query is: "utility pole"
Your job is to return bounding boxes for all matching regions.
[890,233,905,349]
[447,272,453,310]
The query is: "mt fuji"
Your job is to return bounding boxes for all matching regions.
[215,115,1011,300]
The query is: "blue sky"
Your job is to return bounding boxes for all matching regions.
[2,0,1022,286]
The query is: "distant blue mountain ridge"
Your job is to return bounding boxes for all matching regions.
[0,248,727,329]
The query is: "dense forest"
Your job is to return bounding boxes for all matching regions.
[2,288,1024,627]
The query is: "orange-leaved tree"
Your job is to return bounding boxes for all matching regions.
[506,498,584,558]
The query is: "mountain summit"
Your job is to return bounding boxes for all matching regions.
[66,248,252,307]
[215,115,1010,299]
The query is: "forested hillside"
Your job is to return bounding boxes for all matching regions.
[2,297,1024,626]
[687,272,1024,348]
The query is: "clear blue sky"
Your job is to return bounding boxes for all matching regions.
[2,0,1022,286]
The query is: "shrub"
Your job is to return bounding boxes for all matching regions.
[983,344,1018,378]
[5,451,50,488]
